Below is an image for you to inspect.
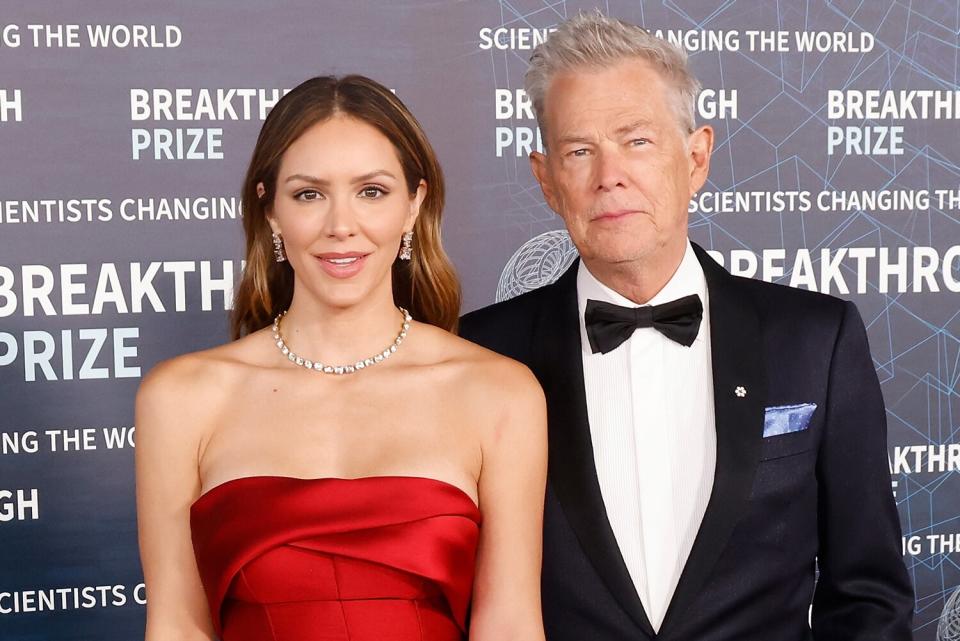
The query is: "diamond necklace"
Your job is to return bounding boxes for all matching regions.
[272,307,411,375]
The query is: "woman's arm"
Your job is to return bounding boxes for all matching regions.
[135,356,218,641]
[469,359,548,641]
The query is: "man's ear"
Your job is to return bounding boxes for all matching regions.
[530,151,560,213]
[686,125,713,195]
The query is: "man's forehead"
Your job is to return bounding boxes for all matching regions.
[553,107,660,138]
[543,63,678,137]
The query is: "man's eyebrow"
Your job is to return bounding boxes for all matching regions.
[614,119,655,136]
[554,120,656,146]
[555,134,595,146]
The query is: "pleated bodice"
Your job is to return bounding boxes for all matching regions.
[190,475,481,641]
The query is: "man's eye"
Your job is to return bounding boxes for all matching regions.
[295,190,322,201]
[629,138,649,146]
[360,186,387,198]
[570,149,589,157]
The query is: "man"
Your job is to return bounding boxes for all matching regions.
[459,12,914,641]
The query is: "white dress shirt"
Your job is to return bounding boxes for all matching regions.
[577,240,716,632]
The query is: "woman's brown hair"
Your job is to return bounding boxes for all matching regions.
[231,75,461,339]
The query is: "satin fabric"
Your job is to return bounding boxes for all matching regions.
[191,475,481,641]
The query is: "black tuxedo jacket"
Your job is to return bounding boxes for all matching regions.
[459,243,914,641]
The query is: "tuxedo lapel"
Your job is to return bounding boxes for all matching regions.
[658,244,767,637]
[533,260,656,637]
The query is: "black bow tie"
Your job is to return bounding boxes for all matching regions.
[584,294,704,354]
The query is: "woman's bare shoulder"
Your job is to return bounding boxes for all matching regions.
[135,329,271,428]
[414,322,545,414]
[422,327,547,464]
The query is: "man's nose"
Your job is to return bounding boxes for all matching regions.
[322,198,358,239]
[593,148,629,192]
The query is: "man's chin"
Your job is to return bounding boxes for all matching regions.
[579,241,660,265]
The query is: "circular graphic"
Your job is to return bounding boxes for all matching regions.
[939,586,960,641]
[495,229,579,303]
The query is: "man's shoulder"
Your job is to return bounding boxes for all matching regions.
[459,283,557,357]
[461,279,559,330]
[728,272,853,332]
[696,242,848,325]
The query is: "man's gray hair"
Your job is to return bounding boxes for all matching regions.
[525,11,701,139]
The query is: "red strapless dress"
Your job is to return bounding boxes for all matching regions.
[190,475,481,641]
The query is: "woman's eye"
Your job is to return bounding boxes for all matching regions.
[360,186,387,199]
[295,189,322,201]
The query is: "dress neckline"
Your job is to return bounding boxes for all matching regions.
[192,474,480,511]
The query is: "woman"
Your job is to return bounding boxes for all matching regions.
[135,75,547,641]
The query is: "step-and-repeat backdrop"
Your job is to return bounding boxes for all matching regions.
[1,1,958,639]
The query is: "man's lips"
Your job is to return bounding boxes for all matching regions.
[592,209,641,221]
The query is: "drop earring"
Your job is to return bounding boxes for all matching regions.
[272,232,287,263]
[399,231,414,261]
